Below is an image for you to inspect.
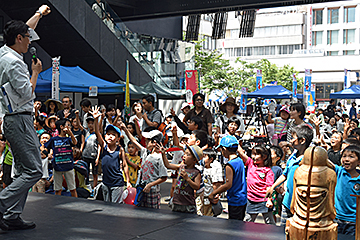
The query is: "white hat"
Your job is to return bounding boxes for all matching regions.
[181,102,191,110]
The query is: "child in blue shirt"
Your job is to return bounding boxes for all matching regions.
[44,119,78,197]
[266,124,313,225]
[91,106,131,203]
[333,145,360,236]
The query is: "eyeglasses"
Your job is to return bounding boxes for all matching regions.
[195,98,204,102]
[21,34,30,38]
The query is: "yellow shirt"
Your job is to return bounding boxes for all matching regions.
[124,153,141,186]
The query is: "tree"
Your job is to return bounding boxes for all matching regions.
[195,43,303,97]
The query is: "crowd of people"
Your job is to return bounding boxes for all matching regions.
[1,90,360,235]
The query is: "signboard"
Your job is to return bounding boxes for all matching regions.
[89,86,98,97]
[307,83,316,113]
[51,57,60,100]
[304,69,312,92]
[239,87,248,114]
[256,69,262,90]
[309,6,312,47]
[185,70,200,103]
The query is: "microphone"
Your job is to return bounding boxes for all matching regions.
[29,47,37,64]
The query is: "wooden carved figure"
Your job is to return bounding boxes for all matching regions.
[286,146,338,240]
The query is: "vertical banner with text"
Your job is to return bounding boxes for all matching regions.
[52,57,60,100]
[185,70,200,104]
[239,87,248,114]
[344,69,349,89]
[307,84,316,113]
[256,70,262,90]
[292,73,298,99]
[304,69,312,92]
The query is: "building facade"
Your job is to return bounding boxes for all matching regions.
[216,0,360,102]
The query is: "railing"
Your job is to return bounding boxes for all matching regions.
[85,0,173,87]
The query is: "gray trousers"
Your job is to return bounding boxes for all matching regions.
[0,114,42,219]
[102,184,124,203]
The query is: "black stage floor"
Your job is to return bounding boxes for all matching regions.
[0,193,353,240]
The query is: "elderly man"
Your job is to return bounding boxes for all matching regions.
[0,5,50,231]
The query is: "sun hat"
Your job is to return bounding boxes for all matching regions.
[219,97,239,113]
[44,99,64,111]
[185,144,203,162]
[215,135,239,149]
[105,124,121,136]
[45,115,57,128]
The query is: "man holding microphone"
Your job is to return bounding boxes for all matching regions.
[0,5,50,231]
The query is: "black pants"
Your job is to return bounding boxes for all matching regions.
[228,204,246,220]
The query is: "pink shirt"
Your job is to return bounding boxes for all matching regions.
[245,157,274,202]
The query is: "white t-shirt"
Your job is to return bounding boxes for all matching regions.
[203,160,223,205]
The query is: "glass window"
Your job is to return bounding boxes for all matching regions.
[316,84,324,99]
[343,29,355,44]
[344,7,356,23]
[343,50,355,55]
[244,47,252,56]
[312,31,323,45]
[328,8,339,24]
[235,47,243,56]
[327,51,339,56]
[313,9,323,25]
[327,30,339,45]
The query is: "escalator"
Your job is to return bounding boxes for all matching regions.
[0,0,159,85]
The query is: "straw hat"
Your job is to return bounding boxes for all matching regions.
[44,99,64,111]
[219,97,239,113]
[45,115,57,128]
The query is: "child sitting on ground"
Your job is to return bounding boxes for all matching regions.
[44,119,78,197]
[333,145,360,236]
[160,144,202,214]
[208,135,247,220]
[91,106,131,203]
[238,144,275,224]
[202,148,223,217]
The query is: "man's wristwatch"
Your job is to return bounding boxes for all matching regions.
[36,10,43,18]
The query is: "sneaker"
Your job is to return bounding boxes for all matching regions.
[4,217,36,230]
[164,197,171,202]
[0,213,9,231]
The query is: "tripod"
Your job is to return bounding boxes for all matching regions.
[241,97,270,146]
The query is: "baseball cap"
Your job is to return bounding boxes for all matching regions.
[86,115,95,122]
[215,135,239,149]
[142,130,163,143]
[279,106,289,114]
[105,124,121,137]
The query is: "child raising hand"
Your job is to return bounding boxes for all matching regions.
[160,144,202,214]
[90,106,131,203]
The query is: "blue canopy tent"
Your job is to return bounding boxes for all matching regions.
[330,85,360,99]
[35,66,125,94]
[247,85,293,99]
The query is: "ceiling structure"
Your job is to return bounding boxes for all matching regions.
[108,0,336,21]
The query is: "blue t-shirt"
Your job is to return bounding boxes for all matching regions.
[101,145,124,187]
[226,157,247,206]
[282,153,303,210]
[45,136,74,172]
[271,166,283,182]
[334,165,360,223]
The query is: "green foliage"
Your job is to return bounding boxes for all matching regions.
[195,42,303,98]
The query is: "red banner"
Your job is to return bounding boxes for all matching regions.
[185,70,200,97]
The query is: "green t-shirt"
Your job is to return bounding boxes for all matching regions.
[3,144,13,165]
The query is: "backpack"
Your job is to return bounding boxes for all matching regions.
[153,109,169,146]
